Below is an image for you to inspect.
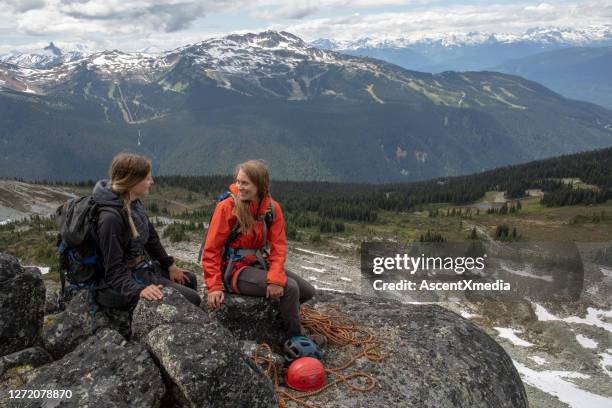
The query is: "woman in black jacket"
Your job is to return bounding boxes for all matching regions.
[92,153,200,307]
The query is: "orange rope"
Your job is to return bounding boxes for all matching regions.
[249,305,385,408]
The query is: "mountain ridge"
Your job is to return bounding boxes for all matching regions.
[0,30,611,183]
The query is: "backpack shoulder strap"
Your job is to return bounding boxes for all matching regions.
[92,206,129,243]
[264,200,275,226]
[198,191,238,264]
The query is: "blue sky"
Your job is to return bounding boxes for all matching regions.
[0,0,610,53]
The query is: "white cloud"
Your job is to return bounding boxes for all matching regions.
[1,0,611,52]
[279,1,612,40]
[524,3,556,12]
[0,0,45,12]
[250,0,434,20]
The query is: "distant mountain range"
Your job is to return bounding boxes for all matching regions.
[311,25,612,109]
[1,31,611,183]
[0,42,92,70]
[311,25,612,72]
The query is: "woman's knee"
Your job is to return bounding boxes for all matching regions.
[166,281,201,306]
[283,278,299,299]
[184,271,198,290]
[299,279,315,302]
[181,288,201,306]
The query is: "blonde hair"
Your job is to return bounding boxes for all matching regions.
[109,153,152,238]
[233,160,270,234]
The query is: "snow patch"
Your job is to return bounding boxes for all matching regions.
[576,334,598,349]
[494,327,534,347]
[500,262,553,282]
[514,361,611,408]
[533,303,612,333]
[460,310,478,319]
[599,350,612,378]
[301,266,325,273]
[25,265,50,275]
[295,248,338,259]
[529,356,547,366]
[314,284,346,293]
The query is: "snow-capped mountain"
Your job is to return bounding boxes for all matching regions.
[166,31,342,76]
[1,30,611,184]
[312,25,612,50]
[310,25,612,76]
[0,42,92,69]
[0,31,374,94]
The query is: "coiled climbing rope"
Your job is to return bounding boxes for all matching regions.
[249,305,385,408]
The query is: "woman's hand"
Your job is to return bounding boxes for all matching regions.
[208,290,225,310]
[168,265,189,285]
[266,284,284,298]
[139,284,164,300]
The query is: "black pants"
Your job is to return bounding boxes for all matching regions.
[158,269,201,307]
[236,268,315,336]
[96,266,201,308]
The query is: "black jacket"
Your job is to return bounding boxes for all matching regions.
[92,179,174,301]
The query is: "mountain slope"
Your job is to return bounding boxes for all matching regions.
[494,46,612,109]
[1,31,611,183]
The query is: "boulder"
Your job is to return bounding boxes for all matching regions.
[0,253,45,356]
[0,347,52,378]
[11,329,164,408]
[132,288,277,408]
[43,291,131,359]
[297,290,528,408]
[204,293,286,346]
[0,347,53,394]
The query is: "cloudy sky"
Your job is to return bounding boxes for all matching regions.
[0,0,611,53]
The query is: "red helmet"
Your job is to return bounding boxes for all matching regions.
[286,357,325,392]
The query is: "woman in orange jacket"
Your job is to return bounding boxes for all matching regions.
[202,160,315,338]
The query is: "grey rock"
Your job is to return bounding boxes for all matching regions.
[204,293,286,346]
[0,252,22,281]
[0,347,52,378]
[0,253,45,357]
[12,328,164,408]
[131,286,212,341]
[44,281,62,315]
[305,290,528,408]
[0,347,53,398]
[133,288,277,408]
[43,291,131,359]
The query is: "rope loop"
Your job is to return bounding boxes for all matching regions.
[249,304,385,408]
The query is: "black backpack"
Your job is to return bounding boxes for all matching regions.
[55,195,124,295]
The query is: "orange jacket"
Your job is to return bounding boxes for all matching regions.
[202,183,287,293]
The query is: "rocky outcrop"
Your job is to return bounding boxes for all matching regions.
[43,291,131,359]
[0,254,45,356]
[299,291,528,408]
[12,329,164,408]
[132,287,277,408]
[0,253,528,408]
